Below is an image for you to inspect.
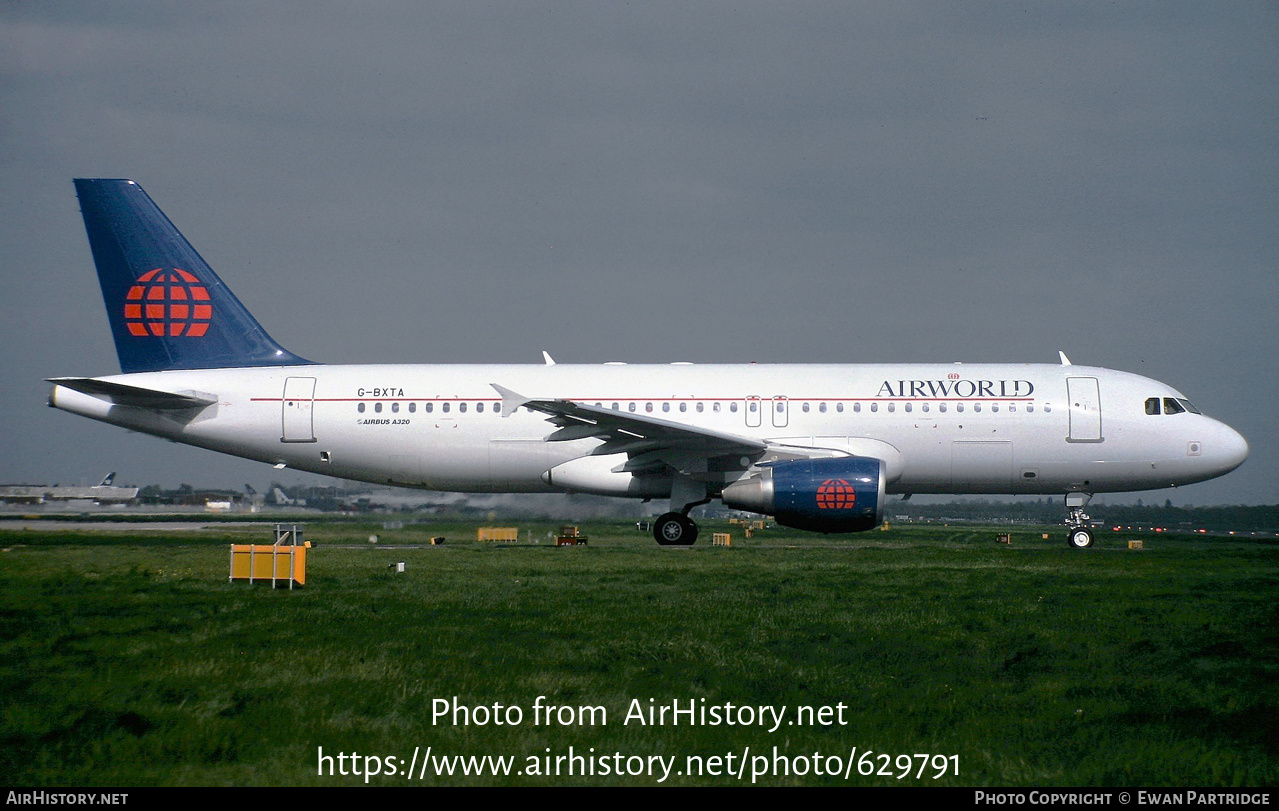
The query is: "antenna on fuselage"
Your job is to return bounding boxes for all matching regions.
[1058,351,1072,366]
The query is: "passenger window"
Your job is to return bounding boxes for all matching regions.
[956,403,964,413]
[460,402,467,413]
[939,403,947,413]
[358,402,365,413]
[974,403,981,413]
[375,402,383,413]
[991,404,998,413]
[731,402,738,413]
[922,403,929,413]
[645,402,653,412]
[661,403,668,413]
[1026,404,1033,413]
[409,402,416,413]
[713,403,721,413]
[1163,398,1185,415]
[696,403,703,413]
[870,403,878,413]
[679,403,686,412]
[904,403,911,413]
[887,403,895,413]
[494,403,500,413]
[802,403,810,413]
[628,403,636,412]
[819,403,827,413]
[391,402,399,413]
[476,402,484,413]
[426,403,433,413]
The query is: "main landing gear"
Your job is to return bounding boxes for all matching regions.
[653,512,698,546]
[1064,493,1094,549]
[653,476,708,546]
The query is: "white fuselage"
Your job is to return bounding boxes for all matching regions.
[50,362,1249,500]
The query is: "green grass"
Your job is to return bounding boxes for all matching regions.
[1,521,1275,786]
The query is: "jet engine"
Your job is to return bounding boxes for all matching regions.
[720,456,885,533]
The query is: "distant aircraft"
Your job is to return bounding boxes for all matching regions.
[271,487,299,507]
[49,180,1249,547]
[0,471,137,505]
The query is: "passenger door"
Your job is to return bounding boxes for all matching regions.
[1066,377,1102,442]
[281,377,316,443]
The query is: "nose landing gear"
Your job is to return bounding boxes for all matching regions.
[1067,525,1095,549]
[1065,493,1095,548]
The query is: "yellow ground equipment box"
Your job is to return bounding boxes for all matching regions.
[477,527,519,542]
[230,524,308,588]
[712,533,732,547]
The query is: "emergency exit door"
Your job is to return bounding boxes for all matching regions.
[772,396,789,428]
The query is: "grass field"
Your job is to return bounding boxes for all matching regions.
[1,520,1276,786]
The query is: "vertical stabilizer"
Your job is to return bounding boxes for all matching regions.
[74,179,312,373]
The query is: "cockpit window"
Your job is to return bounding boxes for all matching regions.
[1177,398,1201,415]
[1163,398,1185,415]
[1145,398,1160,415]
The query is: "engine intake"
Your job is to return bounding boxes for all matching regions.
[721,457,885,533]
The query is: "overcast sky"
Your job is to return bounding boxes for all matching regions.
[2,2,1274,505]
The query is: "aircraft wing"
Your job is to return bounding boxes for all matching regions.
[47,378,217,411]
[492,384,767,475]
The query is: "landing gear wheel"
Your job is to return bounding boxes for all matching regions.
[1067,527,1094,549]
[654,512,698,546]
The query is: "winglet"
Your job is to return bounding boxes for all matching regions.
[490,383,530,417]
[1058,351,1072,366]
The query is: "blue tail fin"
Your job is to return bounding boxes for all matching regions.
[74,179,313,373]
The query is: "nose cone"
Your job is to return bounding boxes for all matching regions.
[1211,421,1249,476]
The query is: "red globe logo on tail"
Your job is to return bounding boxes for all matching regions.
[816,478,856,509]
[123,269,212,337]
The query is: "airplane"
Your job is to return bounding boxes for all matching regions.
[272,487,303,507]
[48,179,1249,548]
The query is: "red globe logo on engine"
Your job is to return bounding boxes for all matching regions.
[816,478,856,509]
[123,269,212,337]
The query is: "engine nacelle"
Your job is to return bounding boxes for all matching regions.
[721,456,885,533]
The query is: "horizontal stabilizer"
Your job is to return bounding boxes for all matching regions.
[48,377,217,410]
